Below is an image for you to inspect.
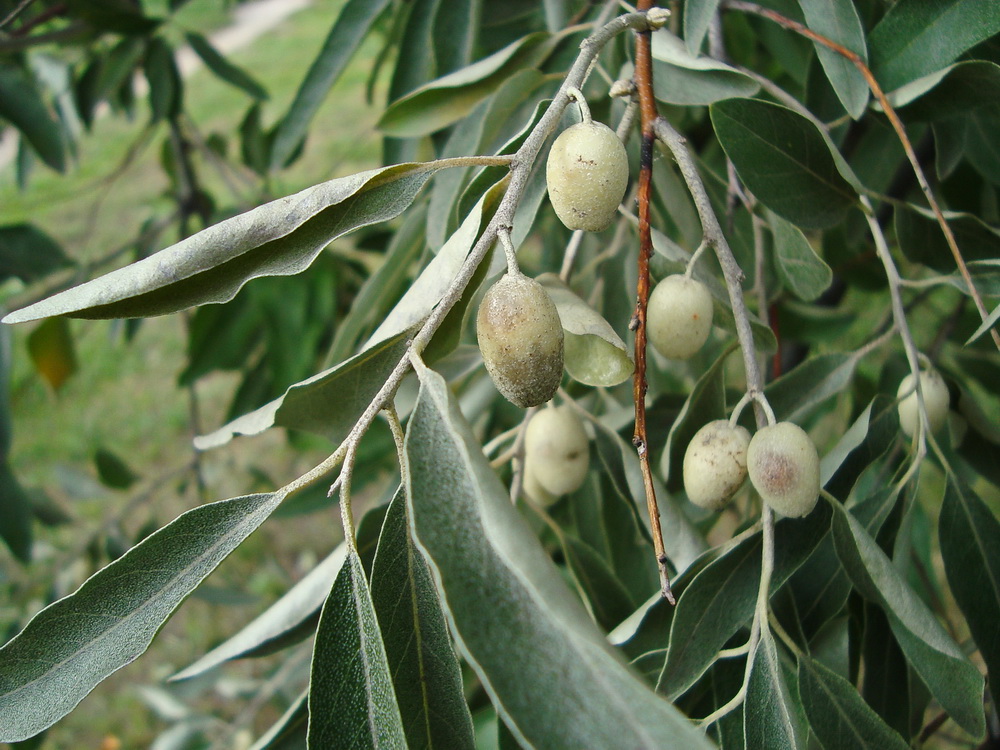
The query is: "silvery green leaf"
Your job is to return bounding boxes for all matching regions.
[3,162,453,324]
[536,273,633,387]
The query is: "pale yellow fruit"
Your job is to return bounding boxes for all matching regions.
[683,420,751,510]
[896,370,949,438]
[477,273,564,408]
[523,406,590,496]
[747,422,820,518]
[647,275,714,360]
[546,121,629,232]
[522,461,559,506]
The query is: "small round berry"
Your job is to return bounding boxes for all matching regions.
[747,422,820,518]
[647,275,714,360]
[523,405,590,497]
[546,121,629,232]
[477,273,564,408]
[896,370,949,438]
[683,420,751,510]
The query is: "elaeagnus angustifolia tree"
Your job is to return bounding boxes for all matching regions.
[1,0,999,747]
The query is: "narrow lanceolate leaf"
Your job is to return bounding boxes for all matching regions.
[651,29,759,105]
[798,655,909,750]
[831,501,986,739]
[0,66,65,172]
[744,629,806,750]
[370,488,475,750]
[405,363,714,750]
[3,163,452,324]
[798,0,869,118]
[869,0,1000,92]
[0,224,71,284]
[0,491,286,743]
[768,211,833,301]
[764,353,856,424]
[171,546,347,682]
[27,317,77,390]
[377,33,550,138]
[536,273,633,387]
[269,0,392,169]
[251,691,308,750]
[194,329,412,449]
[0,462,32,563]
[366,179,506,350]
[308,549,406,749]
[656,502,831,700]
[185,32,268,100]
[939,476,1000,688]
[710,98,856,230]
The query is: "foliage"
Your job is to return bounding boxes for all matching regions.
[1,0,999,747]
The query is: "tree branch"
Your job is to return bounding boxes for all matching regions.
[632,0,674,604]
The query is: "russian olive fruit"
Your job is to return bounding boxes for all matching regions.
[747,422,820,518]
[523,406,589,497]
[477,273,564,408]
[897,369,949,438]
[647,275,714,359]
[546,121,629,232]
[683,420,751,510]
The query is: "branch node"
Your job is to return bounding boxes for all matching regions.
[645,7,671,29]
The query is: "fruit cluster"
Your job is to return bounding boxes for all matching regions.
[683,418,821,518]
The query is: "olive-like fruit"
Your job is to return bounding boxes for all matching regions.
[897,370,949,438]
[546,120,629,232]
[747,422,820,518]
[683,420,751,510]
[522,461,559,506]
[477,273,564,408]
[647,275,714,360]
[523,405,590,497]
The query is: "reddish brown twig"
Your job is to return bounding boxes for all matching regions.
[633,0,675,604]
[725,0,1000,352]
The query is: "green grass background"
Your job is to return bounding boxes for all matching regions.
[1,1,387,745]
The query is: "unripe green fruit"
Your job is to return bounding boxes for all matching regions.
[897,370,949,438]
[477,273,564,408]
[524,405,590,496]
[546,120,629,232]
[647,275,714,359]
[747,422,820,518]
[683,420,751,510]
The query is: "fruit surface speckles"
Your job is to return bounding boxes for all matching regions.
[897,369,949,438]
[476,273,564,408]
[747,422,820,518]
[546,121,629,232]
[524,405,590,497]
[647,275,714,359]
[683,420,750,510]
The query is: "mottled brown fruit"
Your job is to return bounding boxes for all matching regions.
[546,120,629,232]
[524,406,590,497]
[747,422,820,517]
[683,420,750,510]
[477,273,564,408]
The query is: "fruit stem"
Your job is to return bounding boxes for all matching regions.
[497,226,521,276]
[565,86,592,124]
[860,196,933,462]
[683,241,709,278]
